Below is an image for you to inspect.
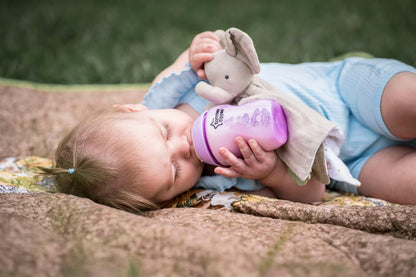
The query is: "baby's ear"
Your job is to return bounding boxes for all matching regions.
[112,103,148,113]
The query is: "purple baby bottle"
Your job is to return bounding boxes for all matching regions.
[192,99,288,166]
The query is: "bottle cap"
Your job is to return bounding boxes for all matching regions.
[191,111,222,166]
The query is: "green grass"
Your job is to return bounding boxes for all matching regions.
[1,0,415,84]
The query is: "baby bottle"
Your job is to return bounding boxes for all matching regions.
[192,99,288,166]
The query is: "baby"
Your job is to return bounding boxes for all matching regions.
[42,31,416,213]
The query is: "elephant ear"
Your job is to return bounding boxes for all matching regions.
[223,27,260,74]
[213,29,227,49]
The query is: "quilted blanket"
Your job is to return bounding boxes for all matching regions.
[1,80,415,276]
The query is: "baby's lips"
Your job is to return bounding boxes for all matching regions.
[189,128,202,164]
[190,142,197,162]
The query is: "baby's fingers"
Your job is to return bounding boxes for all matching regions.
[192,53,214,63]
[235,137,257,165]
[247,139,279,177]
[214,166,241,179]
[193,38,221,54]
[218,147,247,174]
[193,31,220,41]
[190,53,214,79]
[247,139,269,162]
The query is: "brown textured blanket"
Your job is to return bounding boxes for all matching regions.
[1,82,415,276]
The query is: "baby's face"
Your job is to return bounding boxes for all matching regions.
[114,108,204,203]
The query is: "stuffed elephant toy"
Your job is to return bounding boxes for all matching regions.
[195,27,261,104]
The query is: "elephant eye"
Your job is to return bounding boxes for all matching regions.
[225,75,229,79]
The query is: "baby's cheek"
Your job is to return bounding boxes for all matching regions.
[188,163,203,184]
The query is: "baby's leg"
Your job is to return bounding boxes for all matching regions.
[358,146,416,205]
[359,72,416,204]
[380,72,416,139]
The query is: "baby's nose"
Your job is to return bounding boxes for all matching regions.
[175,135,191,159]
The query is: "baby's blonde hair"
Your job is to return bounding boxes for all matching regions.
[40,111,158,214]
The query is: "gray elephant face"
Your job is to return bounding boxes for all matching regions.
[205,50,253,95]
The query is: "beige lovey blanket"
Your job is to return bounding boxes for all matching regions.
[1,81,416,276]
[199,27,337,184]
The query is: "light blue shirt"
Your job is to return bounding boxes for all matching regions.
[143,58,416,194]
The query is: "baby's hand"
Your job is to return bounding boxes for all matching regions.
[189,31,222,79]
[214,137,279,180]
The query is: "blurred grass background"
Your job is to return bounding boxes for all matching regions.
[1,0,415,84]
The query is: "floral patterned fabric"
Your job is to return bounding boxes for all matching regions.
[0,156,56,193]
[167,188,396,211]
[1,156,395,209]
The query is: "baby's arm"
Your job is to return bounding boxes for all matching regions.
[145,31,222,118]
[215,137,326,203]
